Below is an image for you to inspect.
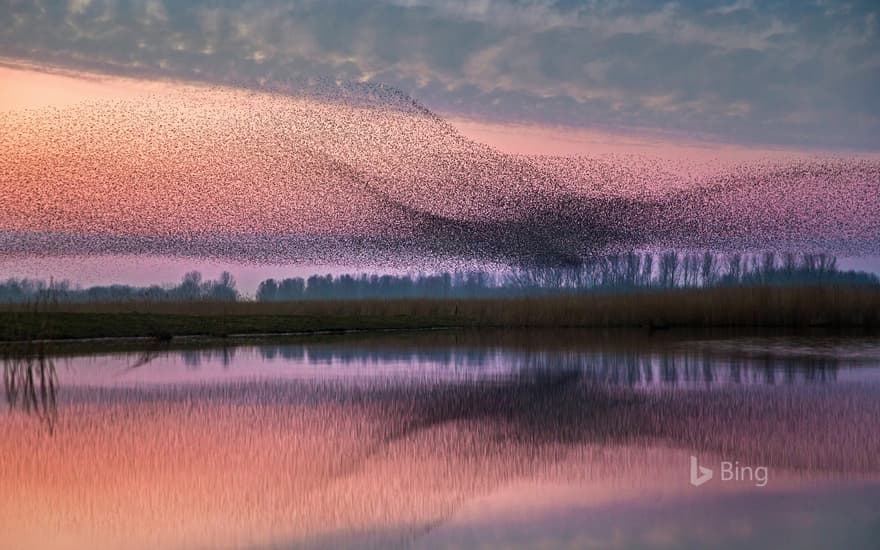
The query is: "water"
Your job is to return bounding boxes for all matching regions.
[2,330,880,549]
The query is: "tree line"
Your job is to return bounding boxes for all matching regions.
[0,271,238,304]
[0,251,876,304]
[256,251,877,301]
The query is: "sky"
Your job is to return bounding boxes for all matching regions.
[1,0,878,152]
[1,1,879,290]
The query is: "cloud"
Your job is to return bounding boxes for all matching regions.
[0,0,878,150]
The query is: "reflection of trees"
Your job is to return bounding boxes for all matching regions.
[3,350,58,433]
[255,342,841,388]
[589,351,840,387]
[182,346,236,369]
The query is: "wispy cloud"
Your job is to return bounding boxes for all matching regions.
[1,0,877,149]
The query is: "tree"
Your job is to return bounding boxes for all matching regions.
[658,252,679,288]
[178,271,203,300]
[256,279,279,301]
[700,251,718,287]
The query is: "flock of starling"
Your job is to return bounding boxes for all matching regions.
[1,80,878,269]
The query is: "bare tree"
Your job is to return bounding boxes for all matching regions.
[701,251,718,287]
[658,252,679,288]
[725,253,743,284]
[640,253,654,287]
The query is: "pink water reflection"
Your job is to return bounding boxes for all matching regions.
[2,333,879,549]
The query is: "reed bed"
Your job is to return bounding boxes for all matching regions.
[0,285,878,341]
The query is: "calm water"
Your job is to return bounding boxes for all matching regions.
[2,330,880,549]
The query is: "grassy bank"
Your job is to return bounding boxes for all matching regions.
[1,285,878,342]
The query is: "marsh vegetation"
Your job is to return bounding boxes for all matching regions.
[0,252,877,341]
[0,284,878,341]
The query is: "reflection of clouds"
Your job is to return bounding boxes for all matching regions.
[1,0,878,148]
[4,336,880,548]
[416,482,880,550]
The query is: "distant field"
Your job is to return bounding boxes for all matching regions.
[1,285,878,342]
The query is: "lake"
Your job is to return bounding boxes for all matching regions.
[2,330,880,549]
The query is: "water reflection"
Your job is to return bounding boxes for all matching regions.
[1,331,879,549]
[2,348,57,432]
[52,333,863,388]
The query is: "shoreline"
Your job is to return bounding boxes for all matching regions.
[0,325,462,348]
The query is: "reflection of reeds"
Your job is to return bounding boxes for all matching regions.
[2,349,58,433]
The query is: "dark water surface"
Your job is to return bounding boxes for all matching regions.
[2,330,880,549]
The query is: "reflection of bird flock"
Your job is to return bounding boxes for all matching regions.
[1,81,878,269]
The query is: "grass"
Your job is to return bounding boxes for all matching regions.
[0,285,878,342]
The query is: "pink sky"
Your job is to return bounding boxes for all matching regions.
[2,61,878,289]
